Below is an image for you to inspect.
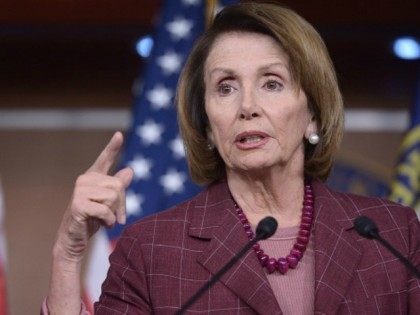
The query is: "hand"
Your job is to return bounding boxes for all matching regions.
[54,131,134,263]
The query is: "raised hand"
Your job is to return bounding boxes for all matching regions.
[47,132,134,314]
[55,131,134,262]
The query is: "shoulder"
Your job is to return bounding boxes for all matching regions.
[317,180,418,232]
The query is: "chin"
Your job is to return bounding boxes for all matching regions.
[235,160,276,172]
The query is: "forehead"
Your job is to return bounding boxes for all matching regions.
[204,31,289,74]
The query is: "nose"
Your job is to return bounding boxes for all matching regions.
[239,88,260,120]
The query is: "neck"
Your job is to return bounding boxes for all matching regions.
[226,166,305,228]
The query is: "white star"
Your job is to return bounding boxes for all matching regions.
[156,51,183,76]
[146,84,173,109]
[125,191,144,217]
[182,0,201,6]
[128,155,153,180]
[159,169,187,195]
[136,119,165,146]
[169,135,185,159]
[166,17,193,41]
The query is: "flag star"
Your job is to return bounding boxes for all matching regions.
[146,84,173,109]
[128,155,153,180]
[156,51,183,76]
[166,17,193,41]
[125,191,144,217]
[182,0,201,6]
[159,169,187,195]
[169,135,185,159]
[136,119,165,145]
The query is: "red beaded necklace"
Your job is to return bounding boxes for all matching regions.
[233,180,314,274]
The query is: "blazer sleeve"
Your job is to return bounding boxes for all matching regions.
[408,208,420,314]
[94,227,152,314]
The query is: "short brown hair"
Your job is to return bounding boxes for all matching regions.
[177,2,344,185]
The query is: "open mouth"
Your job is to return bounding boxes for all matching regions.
[239,135,264,143]
[235,131,269,147]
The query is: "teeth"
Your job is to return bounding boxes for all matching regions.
[241,135,262,143]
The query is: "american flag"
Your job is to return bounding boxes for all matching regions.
[390,77,420,218]
[83,0,236,309]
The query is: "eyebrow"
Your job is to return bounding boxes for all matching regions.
[259,62,289,72]
[208,62,289,78]
[208,68,235,79]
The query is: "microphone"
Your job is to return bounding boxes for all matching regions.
[353,216,420,279]
[176,216,278,314]
[256,216,278,240]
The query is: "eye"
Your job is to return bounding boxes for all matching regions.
[217,83,234,95]
[264,80,283,91]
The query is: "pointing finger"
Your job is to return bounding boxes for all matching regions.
[87,132,124,174]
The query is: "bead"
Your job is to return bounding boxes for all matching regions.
[303,205,313,211]
[259,254,269,266]
[243,223,251,230]
[277,258,289,274]
[266,258,277,274]
[255,249,264,258]
[246,230,253,238]
[290,248,303,260]
[297,235,309,245]
[294,243,306,251]
[252,243,260,251]
[303,200,314,206]
[240,217,248,224]
[299,230,310,237]
[300,222,311,230]
[286,254,299,268]
[302,211,313,218]
[301,216,313,224]
[238,213,245,219]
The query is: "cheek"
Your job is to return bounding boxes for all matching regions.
[206,103,237,142]
[209,120,230,144]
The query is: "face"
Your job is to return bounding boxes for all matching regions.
[204,32,317,175]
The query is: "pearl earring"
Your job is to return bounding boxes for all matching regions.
[207,143,214,150]
[308,133,319,145]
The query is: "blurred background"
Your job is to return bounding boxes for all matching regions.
[0,0,419,313]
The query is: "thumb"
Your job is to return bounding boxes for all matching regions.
[115,167,134,188]
[114,167,134,225]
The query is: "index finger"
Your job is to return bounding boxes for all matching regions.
[87,131,124,174]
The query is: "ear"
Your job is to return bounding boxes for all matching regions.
[305,118,318,140]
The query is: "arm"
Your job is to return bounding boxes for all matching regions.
[45,132,133,314]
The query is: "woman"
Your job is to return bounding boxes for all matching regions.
[45,2,420,314]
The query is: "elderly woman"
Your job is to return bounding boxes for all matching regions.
[45,2,420,314]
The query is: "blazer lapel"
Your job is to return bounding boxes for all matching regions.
[312,180,362,314]
[189,181,281,314]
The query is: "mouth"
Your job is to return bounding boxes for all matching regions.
[235,131,269,145]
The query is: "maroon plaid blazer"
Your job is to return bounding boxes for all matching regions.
[95,180,420,314]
